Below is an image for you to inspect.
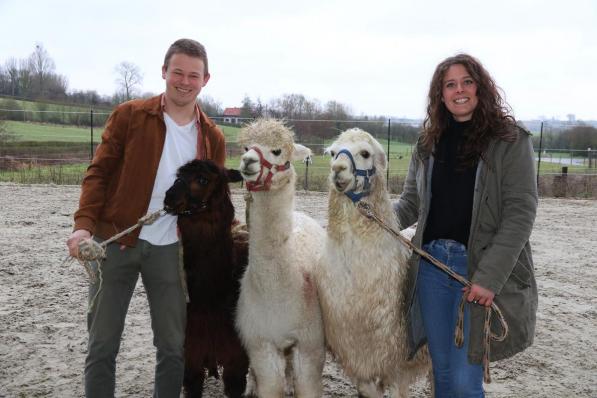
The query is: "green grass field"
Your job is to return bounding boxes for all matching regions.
[2,120,413,167]
[3,121,242,144]
[0,97,112,127]
[0,120,415,189]
[4,120,104,142]
[2,121,594,189]
[220,125,240,142]
[0,162,89,185]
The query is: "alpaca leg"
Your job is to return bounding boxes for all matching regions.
[183,364,205,398]
[284,354,295,396]
[356,380,384,398]
[388,379,409,398]
[183,319,206,397]
[249,345,286,398]
[222,347,250,398]
[388,367,417,398]
[244,368,257,397]
[290,345,324,398]
[427,367,435,398]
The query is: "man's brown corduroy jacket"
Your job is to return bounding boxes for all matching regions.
[73,94,226,247]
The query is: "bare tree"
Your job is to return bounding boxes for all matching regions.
[198,95,223,117]
[114,61,143,101]
[45,73,68,100]
[3,58,20,96]
[29,43,56,98]
[323,100,351,120]
[18,58,34,98]
[254,98,266,118]
[240,95,254,118]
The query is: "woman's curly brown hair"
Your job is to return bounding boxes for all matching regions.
[421,53,519,166]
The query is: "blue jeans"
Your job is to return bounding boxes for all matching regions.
[417,239,484,398]
[85,239,186,398]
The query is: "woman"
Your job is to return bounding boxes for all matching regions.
[394,53,538,397]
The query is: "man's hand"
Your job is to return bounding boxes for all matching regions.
[463,283,495,307]
[67,229,91,258]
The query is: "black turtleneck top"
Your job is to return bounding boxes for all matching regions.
[423,119,478,246]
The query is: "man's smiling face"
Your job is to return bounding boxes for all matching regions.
[162,53,210,109]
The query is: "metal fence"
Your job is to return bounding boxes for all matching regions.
[1,108,596,198]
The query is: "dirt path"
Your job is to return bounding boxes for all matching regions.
[0,184,595,397]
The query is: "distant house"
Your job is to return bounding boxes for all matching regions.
[222,107,242,124]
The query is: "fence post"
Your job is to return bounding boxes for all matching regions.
[90,108,94,161]
[387,118,391,184]
[304,160,309,190]
[303,154,312,191]
[537,121,543,186]
[553,166,568,197]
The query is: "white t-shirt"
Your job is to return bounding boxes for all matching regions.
[138,113,197,245]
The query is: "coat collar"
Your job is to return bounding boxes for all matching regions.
[142,94,215,160]
[415,136,432,160]
[141,94,216,129]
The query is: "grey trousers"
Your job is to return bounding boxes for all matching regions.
[85,239,186,398]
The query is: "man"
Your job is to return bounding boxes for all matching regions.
[66,38,226,397]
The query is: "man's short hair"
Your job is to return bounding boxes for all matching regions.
[163,39,209,75]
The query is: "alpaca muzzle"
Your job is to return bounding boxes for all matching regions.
[333,149,376,202]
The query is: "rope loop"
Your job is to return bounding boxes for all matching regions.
[67,209,165,312]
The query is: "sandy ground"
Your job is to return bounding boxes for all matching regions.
[0,183,595,397]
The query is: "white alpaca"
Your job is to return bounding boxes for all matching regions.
[316,128,430,397]
[235,119,325,397]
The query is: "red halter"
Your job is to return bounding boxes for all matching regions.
[245,146,291,192]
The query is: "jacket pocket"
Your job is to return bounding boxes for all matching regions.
[510,260,531,288]
[483,193,499,226]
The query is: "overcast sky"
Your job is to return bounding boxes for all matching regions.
[1,0,596,120]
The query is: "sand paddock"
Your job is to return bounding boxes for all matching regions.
[0,183,595,397]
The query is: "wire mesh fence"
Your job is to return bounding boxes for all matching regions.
[1,107,596,197]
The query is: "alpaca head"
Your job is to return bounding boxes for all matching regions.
[164,159,243,217]
[325,128,387,201]
[238,118,311,191]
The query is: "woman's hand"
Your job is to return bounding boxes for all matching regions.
[463,284,495,307]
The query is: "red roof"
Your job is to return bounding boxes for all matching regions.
[223,107,241,117]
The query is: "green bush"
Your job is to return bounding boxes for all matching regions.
[0,99,24,121]
[0,119,17,143]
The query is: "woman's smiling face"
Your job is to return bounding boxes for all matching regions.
[441,63,478,122]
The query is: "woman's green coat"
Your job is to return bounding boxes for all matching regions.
[394,127,539,363]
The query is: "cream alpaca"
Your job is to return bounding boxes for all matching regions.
[235,119,326,398]
[317,128,431,397]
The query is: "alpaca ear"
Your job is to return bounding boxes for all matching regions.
[371,138,387,171]
[226,168,244,183]
[291,143,312,162]
[376,150,388,171]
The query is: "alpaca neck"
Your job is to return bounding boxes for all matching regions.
[178,200,234,247]
[178,202,235,275]
[179,221,236,304]
[248,172,295,240]
[246,173,296,279]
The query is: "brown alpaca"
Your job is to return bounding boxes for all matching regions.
[164,159,248,398]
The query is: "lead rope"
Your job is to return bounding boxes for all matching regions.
[356,201,508,383]
[70,209,165,312]
[244,192,253,230]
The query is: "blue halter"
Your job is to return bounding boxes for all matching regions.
[334,148,376,203]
